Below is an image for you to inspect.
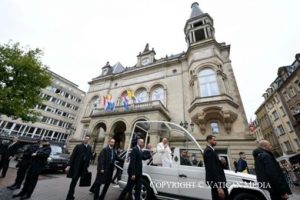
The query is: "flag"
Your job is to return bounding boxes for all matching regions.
[248,118,256,133]
[122,96,129,111]
[104,94,115,112]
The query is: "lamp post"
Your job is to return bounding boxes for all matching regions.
[179,120,194,132]
[66,126,76,145]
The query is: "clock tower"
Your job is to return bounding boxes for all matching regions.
[136,43,156,67]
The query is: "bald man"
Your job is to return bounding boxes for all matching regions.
[253,140,292,200]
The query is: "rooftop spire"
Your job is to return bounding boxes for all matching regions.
[190,2,204,19]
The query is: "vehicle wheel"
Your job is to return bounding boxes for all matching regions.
[132,178,154,200]
[233,193,262,200]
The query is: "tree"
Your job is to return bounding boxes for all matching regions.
[0,42,51,122]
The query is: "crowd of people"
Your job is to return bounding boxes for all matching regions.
[0,137,51,200]
[1,133,299,200]
[204,135,293,200]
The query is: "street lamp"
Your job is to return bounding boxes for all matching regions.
[180,121,194,132]
[66,126,76,144]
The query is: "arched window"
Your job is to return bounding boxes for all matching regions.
[151,86,165,104]
[86,96,100,116]
[91,97,100,109]
[211,122,219,134]
[135,89,148,103]
[198,69,219,97]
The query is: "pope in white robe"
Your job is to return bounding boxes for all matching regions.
[156,138,172,167]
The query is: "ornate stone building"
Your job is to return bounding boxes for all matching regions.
[255,104,282,157]
[255,53,300,156]
[69,2,256,167]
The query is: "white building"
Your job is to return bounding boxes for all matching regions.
[0,69,85,144]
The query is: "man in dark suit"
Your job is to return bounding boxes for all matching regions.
[93,138,123,200]
[65,136,92,200]
[0,136,20,178]
[8,143,39,190]
[253,140,292,200]
[237,152,249,173]
[12,138,51,199]
[203,135,228,200]
[180,149,192,166]
[118,138,152,200]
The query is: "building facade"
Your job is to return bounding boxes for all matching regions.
[0,69,85,144]
[253,119,264,142]
[70,2,256,167]
[255,53,300,156]
[255,103,282,157]
[276,54,300,141]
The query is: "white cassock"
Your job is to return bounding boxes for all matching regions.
[156,142,172,167]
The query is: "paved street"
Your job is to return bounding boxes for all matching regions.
[1,162,300,200]
[0,162,121,200]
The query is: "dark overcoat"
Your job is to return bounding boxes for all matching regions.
[31,144,51,172]
[2,142,20,159]
[253,148,292,195]
[127,146,151,176]
[203,145,227,188]
[96,146,123,184]
[68,143,92,178]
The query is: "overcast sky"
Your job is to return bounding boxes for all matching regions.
[1,0,299,120]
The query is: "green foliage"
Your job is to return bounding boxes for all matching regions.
[0,42,51,122]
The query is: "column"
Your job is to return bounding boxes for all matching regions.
[103,132,111,147]
[124,133,131,150]
[21,125,28,136]
[31,127,37,138]
[9,123,16,135]
[216,71,226,95]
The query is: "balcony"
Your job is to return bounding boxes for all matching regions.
[89,100,171,120]
[188,94,239,134]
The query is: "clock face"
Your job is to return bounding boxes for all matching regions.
[142,57,150,65]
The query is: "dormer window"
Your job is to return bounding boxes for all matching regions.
[102,69,108,75]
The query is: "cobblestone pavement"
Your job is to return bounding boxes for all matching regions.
[0,162,121,200]
[1,162,300,200]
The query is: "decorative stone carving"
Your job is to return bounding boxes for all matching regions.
[192,106,238,134]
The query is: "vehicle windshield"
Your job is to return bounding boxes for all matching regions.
[51,145,62,155]
[126,121,202,158]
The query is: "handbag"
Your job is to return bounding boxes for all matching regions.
[79,171,92,187]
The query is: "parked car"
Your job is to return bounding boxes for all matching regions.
[44,145,69,172]
[117,121,271,200]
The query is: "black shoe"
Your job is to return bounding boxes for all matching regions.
[89,188,95,193]
[66,196,75,200]
[20,195,31,200]
[12,193,23,198]
[7,185,20,190]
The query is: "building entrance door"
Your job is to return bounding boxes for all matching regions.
[112,121,126,149]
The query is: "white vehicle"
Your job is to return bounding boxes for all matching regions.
[117,121,270,200]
